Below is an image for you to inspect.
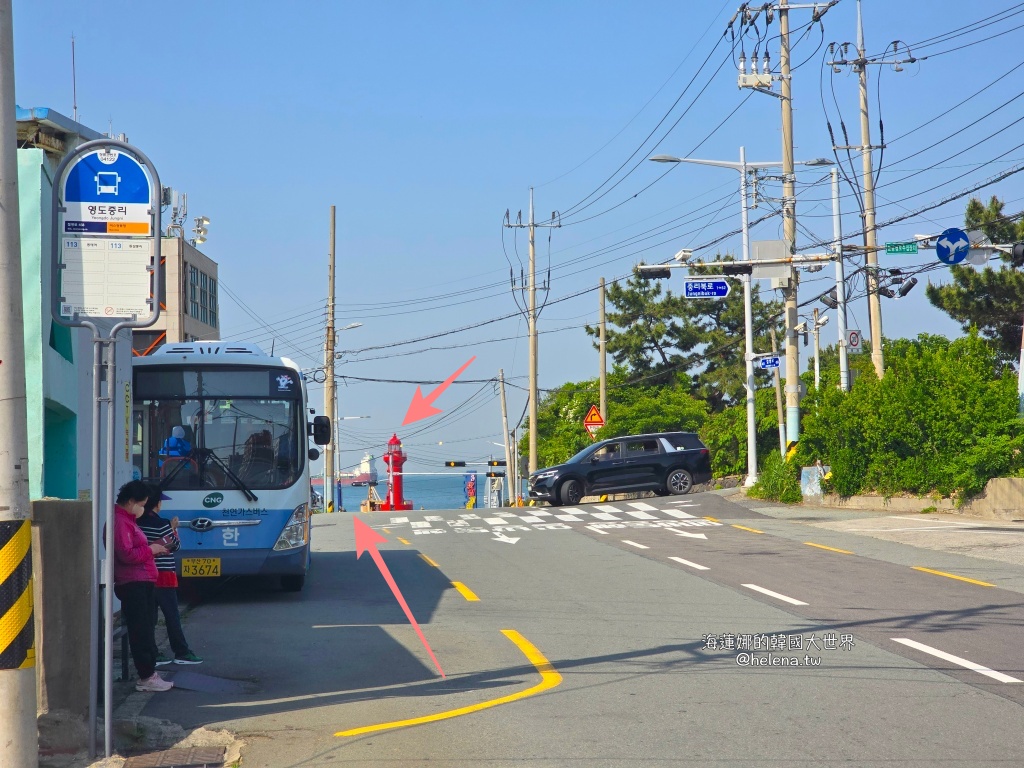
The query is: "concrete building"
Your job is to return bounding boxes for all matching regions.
[132,236,220,355]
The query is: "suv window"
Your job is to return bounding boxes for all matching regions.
[663,433,706,451]
[624,439,660,457]
[592,442,622,461]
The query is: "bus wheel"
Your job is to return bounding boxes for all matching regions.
[281,574,305,592]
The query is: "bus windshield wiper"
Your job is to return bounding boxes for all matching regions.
[198,448,259,502]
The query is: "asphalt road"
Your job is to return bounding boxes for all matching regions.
[140,492,1024,767]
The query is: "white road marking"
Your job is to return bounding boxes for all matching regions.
[484,518,505,525]
[390,517,409,524]
[622,540,649,549]
[592,512,620,521]
[674,531,708,539]
[594,504,623,513]
[424,516,443,521]
[892,638,1022,683]
[559,507,585,515]
[520,516,544,523]
[530,511,553,517]
[555,514,582,522]
[668,556,709,571]
[459,514,480,520]
[586,525,609,535]
[627,502,659,512]
[624,509,657,520]
[410,521,432,529]
[741,584,808,606]
[664,509,697,519]
[667,500,700,506]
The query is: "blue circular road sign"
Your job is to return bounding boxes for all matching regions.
[935,227,970,265]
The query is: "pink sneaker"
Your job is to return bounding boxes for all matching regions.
[136,673,174,692]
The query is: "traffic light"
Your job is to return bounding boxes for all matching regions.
[1011,243,1024,268]
[487,460,507,467]
[486,471,506,478]
[635,264,672,279]
[721,263,753,276]
[444,461,466,467]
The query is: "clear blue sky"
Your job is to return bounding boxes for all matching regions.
[15,1,1024,471]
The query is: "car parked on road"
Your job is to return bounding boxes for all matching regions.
[528,432,713,506]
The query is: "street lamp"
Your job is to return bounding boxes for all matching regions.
[650,151,833,484]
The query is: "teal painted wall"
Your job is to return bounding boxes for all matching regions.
[19,149,45,499]
[43,403,77,498]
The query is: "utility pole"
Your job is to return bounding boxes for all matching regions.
[779,0,800,449]
[831,168,850,392]
[0,2,38,764]
[503,189,557,474]
[598,277,607,422]
[324,206,336,515]
[498,369,513,506]
[770,327,786,457]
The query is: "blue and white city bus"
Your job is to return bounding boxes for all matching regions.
[131,342,330,591]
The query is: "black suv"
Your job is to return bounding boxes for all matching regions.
[529,432,713,506]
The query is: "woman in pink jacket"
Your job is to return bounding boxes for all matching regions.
[112,480,173,692]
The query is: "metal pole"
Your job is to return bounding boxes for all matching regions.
[528,188,538,474]
[103,339,116,757]
[498,369,513,506]
[599,277,607,422]
[770,328,786,457]
[832,169,850,392]
[857,0,884,378]
[739,147,758,487]
[88,334,101,758]
[813,308,821,390]
[780,0,800,449]
[0,0,37,760]
[324,207,336,513]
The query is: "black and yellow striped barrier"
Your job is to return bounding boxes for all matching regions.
[0,520,34,669]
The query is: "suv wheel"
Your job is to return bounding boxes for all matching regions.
[558,478,583,506]
[665,468,693,495]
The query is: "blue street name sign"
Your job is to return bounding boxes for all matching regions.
[683,277,730,299]
[759,356,781,370]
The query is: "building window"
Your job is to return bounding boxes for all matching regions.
[191,301,200,318]
[201,306,208,324]
[201,272,208,291]
[209,310,217,328]
[190,284,197,303]
[190,266,199,285]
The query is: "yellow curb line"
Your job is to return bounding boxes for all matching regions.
[335,629,562,737]
[804,542,853,555]
[731,524,764,534]
[912,566,994,587]
[419,554,440,568]
[451,581,480,602]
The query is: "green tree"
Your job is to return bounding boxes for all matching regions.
[587,262,782,411]
[926,196,1024,363]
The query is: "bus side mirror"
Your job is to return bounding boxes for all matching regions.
[308,448,320,461]
[311,416,331,446]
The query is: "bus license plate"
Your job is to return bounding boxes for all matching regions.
[181,558,221,577]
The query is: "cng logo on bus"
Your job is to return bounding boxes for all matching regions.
[203,492,224,508]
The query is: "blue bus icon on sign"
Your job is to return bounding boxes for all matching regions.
[95,172,121,195]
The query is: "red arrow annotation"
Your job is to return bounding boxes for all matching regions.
[402,356,476,426]
[352,517,446,678]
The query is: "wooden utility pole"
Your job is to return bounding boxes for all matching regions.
[324,207,336,513]
[599,277,607,421]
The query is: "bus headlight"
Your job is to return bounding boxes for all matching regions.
[274,503,309,551]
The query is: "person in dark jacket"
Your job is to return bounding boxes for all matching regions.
[138,489,202,665]
[110,480,173,692]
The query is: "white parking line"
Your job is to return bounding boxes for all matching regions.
[622,540,649,550]
[664,509,697,519]
[627,502,658,512]
[586,525,609,535]
[668,556,709,571]
[891,638,1022,683]
[741,584,808,606]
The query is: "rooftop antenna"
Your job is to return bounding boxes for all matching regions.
[71,34,78,122]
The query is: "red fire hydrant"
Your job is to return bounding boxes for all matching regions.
[380,433,413,511]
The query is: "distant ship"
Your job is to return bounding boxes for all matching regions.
[339,453,379,487]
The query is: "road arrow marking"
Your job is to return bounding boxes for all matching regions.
[353,518,445,678]
[492,533,520,544]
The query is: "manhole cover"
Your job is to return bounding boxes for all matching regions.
[123,746,226,768]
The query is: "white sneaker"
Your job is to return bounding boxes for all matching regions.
[136,673,174,692]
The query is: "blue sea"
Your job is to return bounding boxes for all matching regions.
[338,473,519,511]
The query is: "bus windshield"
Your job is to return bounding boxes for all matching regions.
[133,366,304,491]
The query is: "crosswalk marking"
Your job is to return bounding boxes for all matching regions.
[390,517,409,524]
[627,502,658,512]
[484,518,505,525]
[410,521,432,529]
[594,505,622,513]
[520,516,544,523]
[556,514,583,522]
[623,509,657,520]
[591,512,620,521]
[664,509,696,519]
